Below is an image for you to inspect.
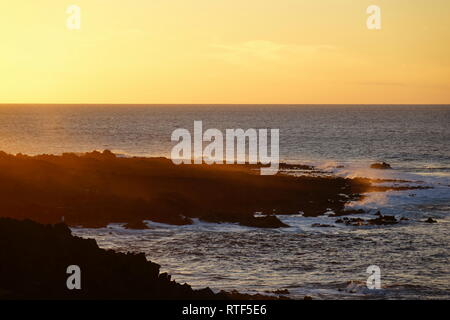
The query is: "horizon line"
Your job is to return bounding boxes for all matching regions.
[1,103,450,106]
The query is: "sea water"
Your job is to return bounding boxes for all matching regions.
[1,104,449,299]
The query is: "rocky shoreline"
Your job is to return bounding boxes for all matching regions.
[0,150,370,229]
[0,218,292,300]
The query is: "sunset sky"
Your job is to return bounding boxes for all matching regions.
[1,0,449,104]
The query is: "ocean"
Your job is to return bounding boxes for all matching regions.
[1,104,449,299]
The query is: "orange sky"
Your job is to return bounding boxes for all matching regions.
[1,0,449,104]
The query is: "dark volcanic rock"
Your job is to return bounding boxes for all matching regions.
[78,221,108,229]
[330,208,365,217]
[424,217,437,223]
[335,215,399,227]
[0,218,284,300]
[0,151,369,228]
[124,220,150,230]
[369,215,398,225]
[344,217,366,226]
[0,218,224,300]
[265,289,290,295]
[370,162,392,169]
[199,214,289,228]
[279,163,314,170]
[239,215,289,228]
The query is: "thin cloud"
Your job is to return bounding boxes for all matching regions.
[208,40,335,65]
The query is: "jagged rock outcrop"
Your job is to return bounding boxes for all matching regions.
[0,218,225,299]
[370,162,392,169]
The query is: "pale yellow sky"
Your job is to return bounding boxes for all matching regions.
[1,0,449,104]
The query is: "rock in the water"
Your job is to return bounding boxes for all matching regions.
[368,215,398,225]
[424,217,437,223]
[370,162,392,169]
[124,220,149,230]
[265,289,290,295]
[240,215,289,228]
[330,208,365,217]
[335,215,398,226]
